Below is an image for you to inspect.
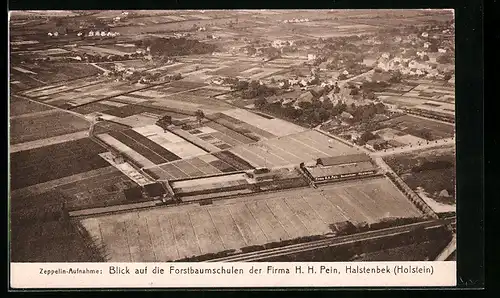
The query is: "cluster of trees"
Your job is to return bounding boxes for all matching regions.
[356,131,378,145]
[260,46,281,60]
[333,217,423,237]
[122,70,181,84]
[255,87,388,128]
[136,37,218,57]
[232,80,280,99]
[436,54,453,64]
[349,102,387,123]
[156,115,172,130]
[83,52,144,63]
[362,80,391,92]
[255,97,348,127]
[389,70,403,83]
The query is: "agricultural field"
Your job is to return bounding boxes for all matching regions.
[299,22,380,38]
[10,138,109,190]
[113,17,239,35]
[205,109,307,142]
[21,76,111,99]
[144,150,254,181]
[9,95,53,117]
[379,115,455,141]
[228,130,358,168]
[79,176,422,261]
[11,218,102,262]
[10,110,90,145]
[96,124,211,168]
[11,166,140,211]
[11,62,103,86]
[384,146,456,208]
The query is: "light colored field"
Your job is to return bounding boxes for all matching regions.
[12,66,37,75]
[249,68,283,80]
[79,46,130,56]
[31,48,70,55]
[171,173,248,188]
[23,77,109,98]
[113,114,158,127]
[100,100,128,107]
[393,134,427,145]
[10,130,88,153]
[133,125,206,159]
[229,130,357,168]
[113,95,148,104]
[222,109,306,137]
[10,40,39,45]
[80,176,422,261]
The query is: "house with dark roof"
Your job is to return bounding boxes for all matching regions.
[317,153,372,166]
[302,153,378,183]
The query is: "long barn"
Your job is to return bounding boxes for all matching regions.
[302,153,379,183]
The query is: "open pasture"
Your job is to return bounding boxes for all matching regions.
[79,176,422,261]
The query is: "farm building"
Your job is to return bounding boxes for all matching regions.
[301,153,378,183]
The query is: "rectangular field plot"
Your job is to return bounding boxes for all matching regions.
[380,115,455,140]
[22,77,108,98]
[146,152,245,180]
[188,210,226,254]
[9,96,53,116]
[204,122,256,144]
[101,105,165,118]
[52,167,139,210]
[107,130,181,164]
[80,176,423,261]
[10,111,90,144]
[183,88,226,97]
[71,102,117,115]
[10,138,108,190]
[222,109,306,137]
[229,130,358,168]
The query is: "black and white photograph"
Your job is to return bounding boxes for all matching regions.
[9,9,457,281]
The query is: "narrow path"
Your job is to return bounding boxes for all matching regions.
[90,63,109,73]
